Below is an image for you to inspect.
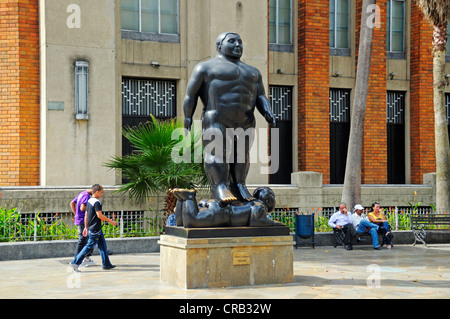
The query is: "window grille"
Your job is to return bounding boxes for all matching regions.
[329,89,350,123]
[269,86,292,121]
[75,61,89,120]
[386,91,405,124]
[122,79,176,118]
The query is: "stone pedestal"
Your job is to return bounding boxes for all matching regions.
[159,226,294,289]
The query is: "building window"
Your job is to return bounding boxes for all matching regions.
[387,0,405,58]
[330,0,350,56]
[269,0,292,47]
[121,0,178,37]
[75,61,89,120]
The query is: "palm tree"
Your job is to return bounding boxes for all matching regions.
[104,116,209,218]
[415,0,450,212]
[341,0,376,210]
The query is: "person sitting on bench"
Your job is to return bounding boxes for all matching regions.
[351,204,381,250]
[328,202,355,250]
[367,202,393,249]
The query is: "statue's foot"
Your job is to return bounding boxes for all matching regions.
[171,188,197,201]
[212,184,237,206]
[250,217,285,227]
[236,183,255,201]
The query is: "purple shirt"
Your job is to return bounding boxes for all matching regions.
[72,191,91,225]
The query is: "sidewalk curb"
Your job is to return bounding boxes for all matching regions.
[2,230,450,261]
[0,237,160,261]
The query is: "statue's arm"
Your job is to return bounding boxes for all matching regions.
[183,65,205,131]
[255,72,276,125]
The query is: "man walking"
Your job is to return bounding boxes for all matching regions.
[70,187,95,266]
[70,184,117,272]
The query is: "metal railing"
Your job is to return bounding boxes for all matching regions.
[1,206,447,242]
[0,210,166,242]
[270,206,443,233]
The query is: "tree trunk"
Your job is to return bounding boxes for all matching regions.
[164,189,177,224]
[432,24,450,213]
[341,0,376,210]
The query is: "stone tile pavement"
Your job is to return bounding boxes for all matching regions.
[1,244,449,299]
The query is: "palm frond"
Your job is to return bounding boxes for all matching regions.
[104,115,209,202]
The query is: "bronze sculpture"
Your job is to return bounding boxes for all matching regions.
[177,32,281,228]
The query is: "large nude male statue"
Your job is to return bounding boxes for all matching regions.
[183,32,276,206]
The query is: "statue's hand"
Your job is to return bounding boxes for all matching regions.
[184,118,192,133]
[265,112,276,126]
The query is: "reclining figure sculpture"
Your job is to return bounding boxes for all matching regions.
[172,187,283,228]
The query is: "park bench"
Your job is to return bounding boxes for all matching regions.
[333,227,385,249]
[409,213,450,247]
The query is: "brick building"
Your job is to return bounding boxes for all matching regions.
[0,0,39,185]
[0,0,449,187]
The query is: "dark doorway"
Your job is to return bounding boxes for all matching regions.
[121,79,176,183]
[121,78,176,157]
[269,86,293,184]
[330,89,351,184]
[387,91,405,184]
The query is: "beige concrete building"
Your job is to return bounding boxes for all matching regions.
[38,0,297,187]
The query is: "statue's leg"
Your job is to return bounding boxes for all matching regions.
[172,188,198,227]
[249,201,284,227]
[203,125,237,205]
[230,131,254,201]
[204,162,237,205]
[174,197,183,226]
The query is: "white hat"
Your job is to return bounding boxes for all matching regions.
[354,204,364,211]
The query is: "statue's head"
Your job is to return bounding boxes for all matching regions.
[216,32,243,60]
[253,187,275,213]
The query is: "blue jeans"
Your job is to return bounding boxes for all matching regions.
[72,230,113,268]
[75,224,91,257]
[379,221,392,246]
[357,219,380,248]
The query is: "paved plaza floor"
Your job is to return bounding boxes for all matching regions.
[1,244,450,300]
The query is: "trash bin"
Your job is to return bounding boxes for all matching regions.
[295,214,315,248]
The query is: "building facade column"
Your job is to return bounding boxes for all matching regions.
[0,0,40,186]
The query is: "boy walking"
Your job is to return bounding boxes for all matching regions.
[70,184,117,272]
[70,187,95,266]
